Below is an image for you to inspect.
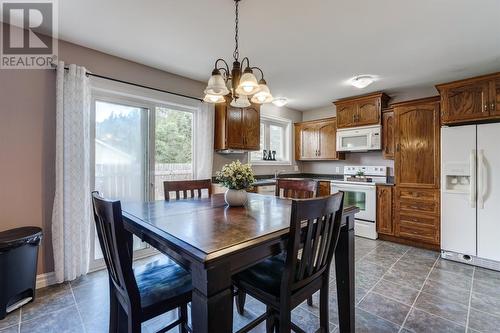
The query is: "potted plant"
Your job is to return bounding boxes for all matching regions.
[216,160,255,207]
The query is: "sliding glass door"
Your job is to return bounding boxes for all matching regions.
[89,91,196,270]
[91,99,152,269]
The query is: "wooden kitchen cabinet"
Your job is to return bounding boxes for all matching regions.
[214,100,260,151]
[383,97,441,250]
[436,72,500,125]
[393,97,440,189]
[394,187,440,247]
[382,109,395,160]
[334,92,390,129]
[490,75,500,116]
[294,118,344,161]
[376,185,393,236]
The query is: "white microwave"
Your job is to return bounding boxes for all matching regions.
[336,125,381,152]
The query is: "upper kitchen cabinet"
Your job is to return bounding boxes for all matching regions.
[382,108,395,160]
[214,100,260,152]
[491,75,500,117]
[334,92,390,129]
[294,118,344,161]
[436,72,500,125]
[393,97,441,188]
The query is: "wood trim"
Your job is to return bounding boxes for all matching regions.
[378,234,440,251]
[435,72,500,91]
[390,96,440,108]
[333,92,390,105]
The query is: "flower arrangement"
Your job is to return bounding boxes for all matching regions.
[216,160,255,190]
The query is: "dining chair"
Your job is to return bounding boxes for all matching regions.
[235,178,320,315]
[233,193,344,333]
[91,191,192,333]
[274,179,319,199]
[163,179,212,201]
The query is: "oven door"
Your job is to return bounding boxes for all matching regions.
[330,183,376,222]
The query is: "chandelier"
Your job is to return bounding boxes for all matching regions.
[203,0,272,108]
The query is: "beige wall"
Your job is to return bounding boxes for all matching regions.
[0,69,56,275]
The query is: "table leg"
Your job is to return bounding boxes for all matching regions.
[191,263,233,333]
[334,212,355,333]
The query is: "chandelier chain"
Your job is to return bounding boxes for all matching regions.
[233,0,239,61]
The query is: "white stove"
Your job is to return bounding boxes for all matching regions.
[330,166,388,239]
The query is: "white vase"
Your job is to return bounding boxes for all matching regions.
[224,189,248,207]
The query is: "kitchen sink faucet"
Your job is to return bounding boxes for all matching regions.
[274,169,286,179]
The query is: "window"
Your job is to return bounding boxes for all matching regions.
[154,107,193,200]
[250,116,292,164]
[89,80,198,270]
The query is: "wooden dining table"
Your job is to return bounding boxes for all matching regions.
[121,193,358,333]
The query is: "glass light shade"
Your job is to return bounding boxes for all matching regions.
[204,73,230,96]
[251,83,273,104]
[272,97,288,107]
[349,75,374,89]
[235,71,260,95]
[203,94,225,103]
[230,95,251,108]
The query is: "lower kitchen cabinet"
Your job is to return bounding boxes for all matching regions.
[393,186,440,249]
[377,185,441,250]
[376,185,394,236]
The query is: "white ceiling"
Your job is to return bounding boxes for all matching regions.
[58,0,500,111]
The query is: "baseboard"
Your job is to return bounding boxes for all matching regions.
[36,272,57,289]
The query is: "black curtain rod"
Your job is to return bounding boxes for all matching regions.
[60,66,203,102]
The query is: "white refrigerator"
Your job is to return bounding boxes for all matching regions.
[441,123,500,270]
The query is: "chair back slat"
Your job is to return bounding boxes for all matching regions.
[275,179,318,199]
[281,193,344,292]
[163,179,212,201]
[91,192,140,305]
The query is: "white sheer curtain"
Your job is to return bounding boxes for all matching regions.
[52,61,92,283]
[194,102,215,179]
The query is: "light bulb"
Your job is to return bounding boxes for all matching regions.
[208,95,220,102]
[257,95,267,103]
[242,85,254,93]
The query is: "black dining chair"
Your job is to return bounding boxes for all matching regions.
[163,179,212,201]
[91,191,192,333]
[235,179,320,315]
[232,193,344,333]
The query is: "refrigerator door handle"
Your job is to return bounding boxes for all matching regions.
[478,149,485,209]
[470,149,476,208]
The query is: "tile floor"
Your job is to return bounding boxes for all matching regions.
[1,237,500,332]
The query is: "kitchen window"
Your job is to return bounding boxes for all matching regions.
[249,115,292,165]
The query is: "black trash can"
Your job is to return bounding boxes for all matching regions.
[0,227,43,319]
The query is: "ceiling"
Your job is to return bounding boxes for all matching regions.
[57,0,500,111]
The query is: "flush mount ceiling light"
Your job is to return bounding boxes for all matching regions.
[203,0,272,108]
[272,97,288,107]
[349,75,376,89]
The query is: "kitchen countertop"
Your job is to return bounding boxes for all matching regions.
[213,173,395,187]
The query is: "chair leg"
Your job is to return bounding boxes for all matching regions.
[307,297,313,306]
[178,304,188,333]
[109,284,119,333]
[278,307,291,333]
[265,306,275,333]
[235,288,247,315]
[319,280,330,333]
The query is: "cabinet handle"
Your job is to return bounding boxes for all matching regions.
[352,114,355,123]
[484,104,488,112]
[492,103,496,111]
